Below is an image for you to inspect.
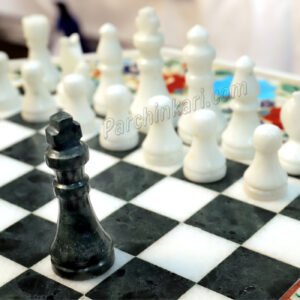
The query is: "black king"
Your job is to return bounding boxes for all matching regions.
[45,111,114,279]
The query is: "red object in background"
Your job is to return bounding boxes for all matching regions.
[280,279,300,300]
[164,74,186,93]
[263,107,283,129]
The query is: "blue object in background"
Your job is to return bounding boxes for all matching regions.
[213,75,276,100]
[56,2,90,52]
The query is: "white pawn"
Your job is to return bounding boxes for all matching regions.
[22,15,59,92]
[279,91,300,175]
[222,56,260,161]
[131,7,169,133]
[178,25,225,144]
[58,33,83,77]
[184,109,226,183]
[75,60,95,105]
[142,95,183,166]
[0,52,21,118]
[244,124,288,201]
[93,23,123,116]
[100,84,139,151]
[21,60,57,122]
[63,74,98,138]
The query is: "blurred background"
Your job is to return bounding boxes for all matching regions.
[0,0,299,72]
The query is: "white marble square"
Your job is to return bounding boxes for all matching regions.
[0,154,33,187]
[223,177,300,213]
[0,120,35,151]
[34,189,126,223]
[131,177,218,221]
[0,199,30,230]
[31,249,133,294]
[0,255,27,287]
[244,214,300,268]
[139,224,238,282]
[123,147,189,176]
[33,198,58,223]
[86,149,119,178]
[37,150,119,178]
[179,285,233,300]
[90,189,127,220]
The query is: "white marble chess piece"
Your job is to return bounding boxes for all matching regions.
[100,84,139,151]
[21,60,57,122]
[22,15,59,92]
[58,33,83,77]
[142,95,183,166]
[93,23,123,116]
[184,109,226,183]
[0,52,21,118]
[243,124,288,201]
[279,91,300,175]
[130,7,169,133]
[222,56,260,161]
[63,74,98,138]
[178,25,225,144]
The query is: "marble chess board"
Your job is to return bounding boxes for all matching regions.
[0,55,299,299]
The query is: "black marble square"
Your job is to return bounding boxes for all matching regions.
[0,269,81,300]
[172,159,248,192]
[0,169,55,211]
[280,195,300,221]
[91,161,164,201]
[8,113,48,130]
[1,133,47,166]
[0,214,56,267]
[87,258,192,300]
[86,132,146,159]
[186,195,275,243]
[200,247,300,300]
[101,204,178,255]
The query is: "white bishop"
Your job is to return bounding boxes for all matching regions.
[222,56,260,161]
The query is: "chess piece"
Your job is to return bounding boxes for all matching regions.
[45,111,114,279]
[100,84,139,151]
[58,33,83,77]
[222,56,260,161]
[279,91,300,175]
[130,7,169,133]
[142,95,183,166]
[21,60,57,123]
[184,109,226,183]
[75,60,95,105]
[93,23,123,116]
[243,124,288,201]
[178,25,225,144]
[22,15,59,92]
[0,52,21,118]
[62,74,98,138]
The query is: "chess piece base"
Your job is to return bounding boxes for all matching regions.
[183,164,226,183]
[51,246,115,280]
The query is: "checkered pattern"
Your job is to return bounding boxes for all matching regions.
[0,111,299,300]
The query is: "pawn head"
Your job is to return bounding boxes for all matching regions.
[192,109,217,138]
[106,84,132,111]
[99,23,117,37]
[22,60,43,86]
[236,55,255,75]
[187,25,208,45]
[22,14,49,44]
[63,74,86,98]
[253,124,282,153]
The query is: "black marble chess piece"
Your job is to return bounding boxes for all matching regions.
[45,111,114,280]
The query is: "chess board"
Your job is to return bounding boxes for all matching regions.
[0,55,300,300]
